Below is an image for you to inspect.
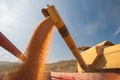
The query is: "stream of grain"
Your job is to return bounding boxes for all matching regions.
[4,17,54,80]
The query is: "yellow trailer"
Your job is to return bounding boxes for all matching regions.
[77,41,120,72]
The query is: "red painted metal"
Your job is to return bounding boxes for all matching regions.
[0,32,26,62]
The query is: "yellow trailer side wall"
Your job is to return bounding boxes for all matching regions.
[104,44,120,68]
[77,44,120,73]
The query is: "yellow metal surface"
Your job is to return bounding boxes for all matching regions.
[43,5,64,28]
[80,46,98,65]
[104,44,120,68]
[77,41,120,73]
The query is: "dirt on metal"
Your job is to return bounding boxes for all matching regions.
[4,17,54,80]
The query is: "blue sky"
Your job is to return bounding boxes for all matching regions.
[0,0,120,63]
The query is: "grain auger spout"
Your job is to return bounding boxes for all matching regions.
[42,5,88,71]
